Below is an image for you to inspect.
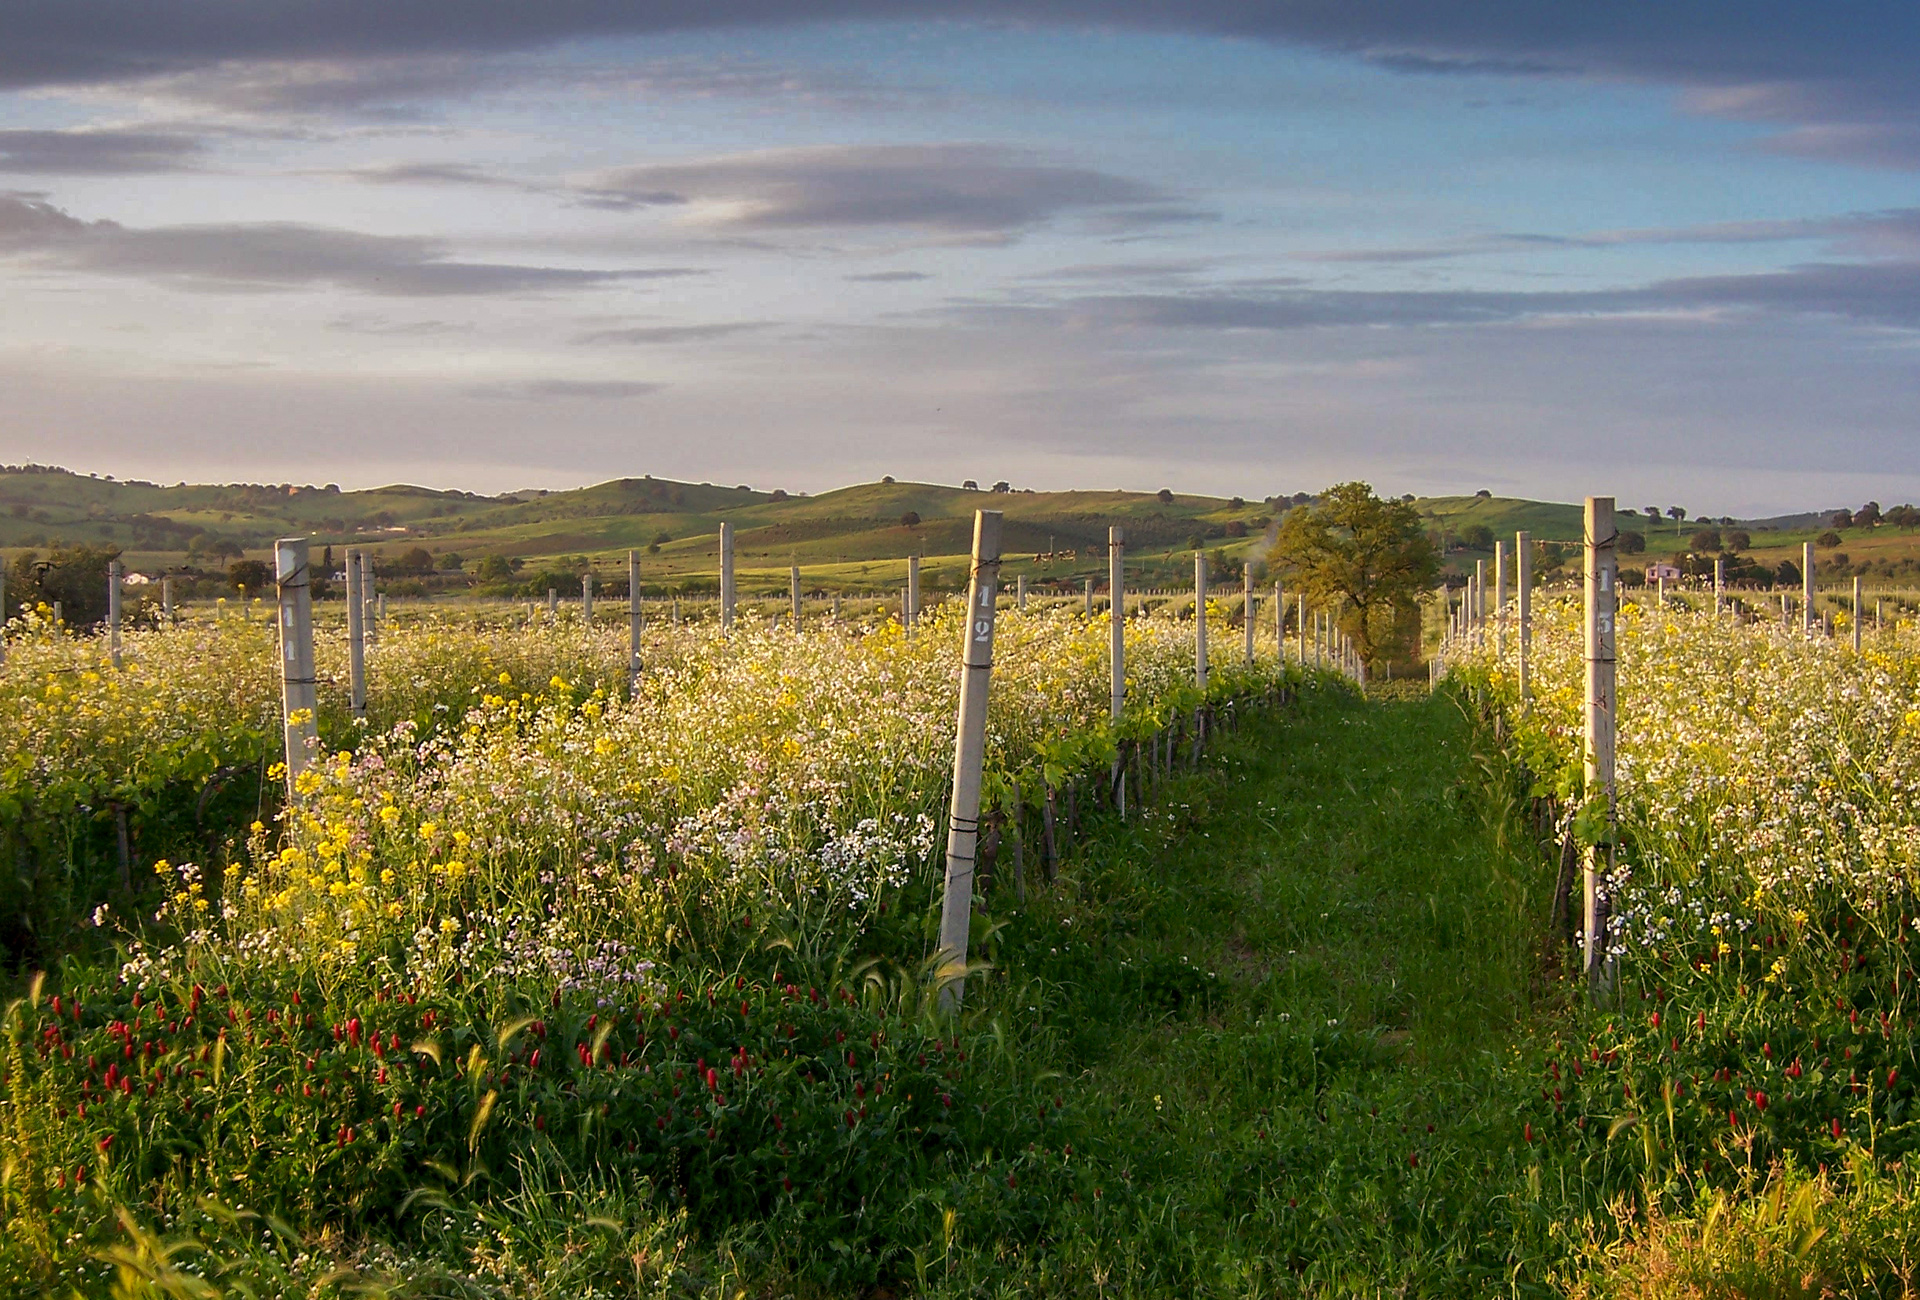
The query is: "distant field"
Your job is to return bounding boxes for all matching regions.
[6,465,1918,594]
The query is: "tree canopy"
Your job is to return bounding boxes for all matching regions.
[1272,481,1437,666]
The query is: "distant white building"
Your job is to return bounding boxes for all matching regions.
[1646,562,1682,581]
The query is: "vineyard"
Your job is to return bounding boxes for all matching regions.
[7,549,1920,1295]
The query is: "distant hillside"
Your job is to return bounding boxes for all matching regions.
[6,464,1914,593]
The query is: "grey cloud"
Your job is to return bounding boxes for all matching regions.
[1043,257,1920,333]
[844,270,930,282]
[574,321,769,344]
[0,128,204,174]
[327,314,473,335]
[468,379,663,400]
[338,161,535,188]
[119,56,525,116]
[5,3,1916,168]
[90,52,938,119]
[576,143,1164,235]
[1295,209,1920,264]
[0,193,695,295]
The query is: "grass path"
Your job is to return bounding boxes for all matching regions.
[958,683,1557,1295]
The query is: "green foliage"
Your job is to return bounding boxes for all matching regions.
[9,544,122,628]
[1273,481,1438,666]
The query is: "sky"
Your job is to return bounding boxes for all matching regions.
[1,3,1917,513]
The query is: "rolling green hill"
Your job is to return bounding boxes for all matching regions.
[6,464,1916,595]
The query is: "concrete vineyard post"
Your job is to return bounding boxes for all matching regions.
[1854,576,1863,653]
[1297,594,1307,663]
[1714,557,1725,615]
[1803,541,1815,633]
[1582,497,1617,986]
[582,572,594,625]
[1084,577,1094,618]
[791,562,803,633]
[161,576,173,626]
[938,510,1003,1012]
[274,538,320,801]
[107,560,123,670]
[360,553,377,647]
[1475,560,1485,628]
[1516,531,1532,704]
[547,589,557,623]
[908,555,920,635]
[1494,540,1507,657]
[1243,564,1255,664]
[1109,526,1125,815]
[345,548,367,721]
[1274,581,1284,662]
[1194,551,1208,692]
[720,522,735,632]
[629,551,644,688]
[1017,574,1027,612]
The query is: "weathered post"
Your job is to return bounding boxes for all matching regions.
[1243,563,1256,664]
[1194,551,1209,692]
[360,552,377,646]
[938,510,1003,1011]
[1297,594,1307,663]
[1475,559,1486,628]
[107,559,123,669]
[719,522,735,632]
[1516,531,1532,704]
[629,550,644,688]
[274,538,320,800]
[547,588,558,622]
[1802,541,1815,634]
[1084,576,1094,618]
[345,547,366,721]
[1583,497,1617,987]
[582,571,594,624]
[791,562,803,633]
[908,555,920,635]
[1109,526,1126,815]
[1714,556,1725,615]
[1273,581,1284,662]
[1853,576,1864,653]
[161,575,174,626]
[1017,574,1027,613]
[1494,540,1508,657]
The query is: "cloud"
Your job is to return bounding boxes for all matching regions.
[573,321,769,344]
[327,314,473,335]
[844,269,930,282]
[335,161,537,188]
[6,3,1917,168]
[575,143,1166,236]
[1028,256,1920,333]
[104,56,525,117]
[0,193,700,295]
[467,378,662,399]
[0,128,204,174]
